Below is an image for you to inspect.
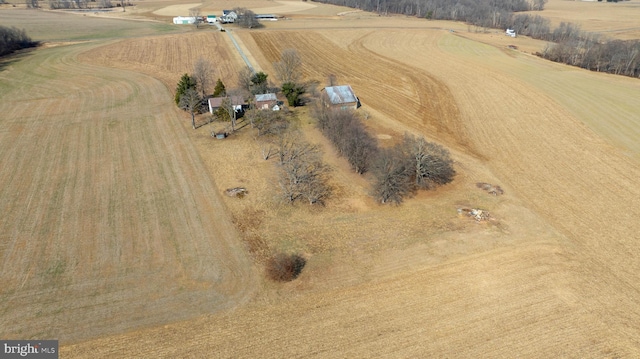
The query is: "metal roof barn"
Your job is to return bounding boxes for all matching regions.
[324,85,357,105]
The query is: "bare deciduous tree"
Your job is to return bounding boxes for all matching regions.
[189,8,202,28]
[179,88,202,130]
[531,0,547,11]
[274,49,302,85]
[401,134,456,190]
[237,67,254,94]
[233,7,261,29]
[277,132,331,205]
[371,147,412,204]
[193,57,214,98]
[247,109,290,160]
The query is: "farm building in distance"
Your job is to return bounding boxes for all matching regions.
[255,93,280,110]
[221,10,238,23]
[172,16,197,25]
[208,96,247,114]
[322,85,359,110]
[207,15,217,23]
[255,14,278,21]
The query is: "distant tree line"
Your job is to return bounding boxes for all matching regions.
[315,0,638,78]
[507,16,640,77]
[539,24,640,78]
[48,0,88,9]
[313,0,544,28]
[48,0,129,9]
[0,26,38,58]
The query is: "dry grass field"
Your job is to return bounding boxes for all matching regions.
[540,0,640,40]
[2,0,640,357]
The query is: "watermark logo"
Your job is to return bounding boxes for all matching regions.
[1,341,58,359]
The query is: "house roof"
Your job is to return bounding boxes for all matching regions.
[208,96,245,108]
[323,85,357,105]
[255,93,277,102]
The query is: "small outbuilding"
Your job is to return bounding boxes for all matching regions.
[321,85,359,110]
[254,93,279,110]
[206,15,217,23]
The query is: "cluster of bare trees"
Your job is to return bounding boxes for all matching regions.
[315,0,541,28]
[47,0,128,9]
[0,26,37,58]
[538,25,640,78]
[276,132,332,205]
[507,14,550,39]
[249,110,332,205]
[232,7,262,29]
[372,134,455,204]
[48,0,86,9]
[25,0,39,8]
[314,104,377,174]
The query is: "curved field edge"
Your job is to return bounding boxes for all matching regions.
[0,41,255,343]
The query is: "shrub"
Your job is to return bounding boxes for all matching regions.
[266,253,306,282]
[0,26,38,58]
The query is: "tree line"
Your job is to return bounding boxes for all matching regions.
[311,94,455,204]
[313,0,544,29]
[539,24,640,78]
[0,26,38,58]
[509,16,640,78]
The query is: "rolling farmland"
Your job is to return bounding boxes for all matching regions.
[2,0,640,357]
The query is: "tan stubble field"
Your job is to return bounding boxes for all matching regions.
[2,0,640,357]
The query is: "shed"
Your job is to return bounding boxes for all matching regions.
[206,15,217,23]
[321,85,359,110]
[255,93,279,110]
[208,96,247,114]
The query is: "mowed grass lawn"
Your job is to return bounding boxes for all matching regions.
[0,21,253,341]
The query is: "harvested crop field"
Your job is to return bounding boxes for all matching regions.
[3,1,640,357]
[0,41,254,342]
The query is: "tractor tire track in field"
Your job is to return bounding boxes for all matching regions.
[358,29,640,351]
[250,31,475,155]
[0,41,255,343]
